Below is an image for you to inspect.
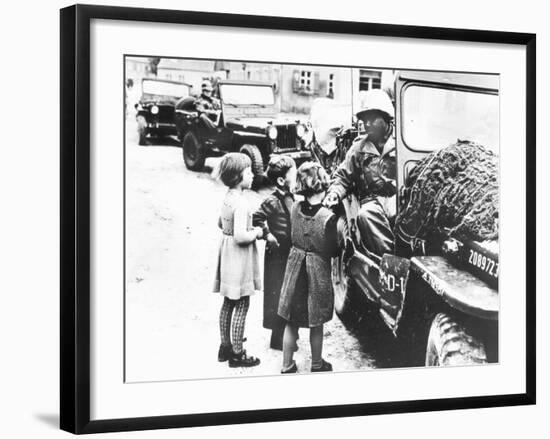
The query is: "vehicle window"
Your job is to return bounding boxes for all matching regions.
[402,85,499,153]
[142,80,189,98]
[220,85,275,106]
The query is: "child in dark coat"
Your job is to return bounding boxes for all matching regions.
[253,156,297,350]
[278,162,338,373]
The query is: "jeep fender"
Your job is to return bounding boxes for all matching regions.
[232,131,267,140]
[232,131,271,156]
[411,256,498,320]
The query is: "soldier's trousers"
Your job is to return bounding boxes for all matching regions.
[357,197,395,257]
[197,113,218,139]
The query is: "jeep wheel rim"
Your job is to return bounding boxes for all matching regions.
[187,144,196,161]
[184,137,198,163]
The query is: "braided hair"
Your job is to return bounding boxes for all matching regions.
[296,161,331,197]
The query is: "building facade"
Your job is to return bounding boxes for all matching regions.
[156,58,228,95]
[223,62,353,114]
[125,57,152,86]
[126,56,395,116]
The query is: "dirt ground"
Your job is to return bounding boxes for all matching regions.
[124,121,379,383]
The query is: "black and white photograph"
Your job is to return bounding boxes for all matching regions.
[2,0,546,436]
[124,56,500,382]
[54,2,538,435]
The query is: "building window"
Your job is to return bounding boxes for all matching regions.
[359,70,382,91]
[300,70,313,90]
[292,69,319,95]
[328,73,335,98]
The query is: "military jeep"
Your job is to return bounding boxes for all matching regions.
[175,80,312,183]
[135,78,192,145]
[331,71,499,367]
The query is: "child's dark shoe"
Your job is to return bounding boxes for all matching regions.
[218,344,232,362]
[228,350,260,368]
[281,362,298,374]
[311,359,333,373]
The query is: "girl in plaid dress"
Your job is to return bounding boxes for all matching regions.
[213,153,263,368]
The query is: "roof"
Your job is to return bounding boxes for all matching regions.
[126,56,149,64]
[218,79,274,87]
[141,77,192,87]
[157,58,215,72]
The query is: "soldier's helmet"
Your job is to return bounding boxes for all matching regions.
[201,80,214,92]
[355,89,394,121]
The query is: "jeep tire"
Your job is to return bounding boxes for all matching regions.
[331,217,366,328]
[425,313,488,366]
[183,132,206,171]
[239,144,264,189]
[137,115,148,146]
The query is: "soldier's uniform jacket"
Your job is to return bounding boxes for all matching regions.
[195,94,221,113]
[329,134,397,203]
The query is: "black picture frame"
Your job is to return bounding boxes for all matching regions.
[60,4,536,434]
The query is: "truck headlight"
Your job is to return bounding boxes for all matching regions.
[296,123,306,139]
[151,105,159,115]
[267,126,278,140]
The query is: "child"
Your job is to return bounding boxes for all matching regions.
[278,161,338,373]
[252,156,297,350]
[213,153,263,368]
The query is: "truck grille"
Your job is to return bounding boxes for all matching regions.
[276,124,299,150]
[150,105,175,123]
[156,105,174,123]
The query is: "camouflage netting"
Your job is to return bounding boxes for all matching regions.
[396,140,499,243]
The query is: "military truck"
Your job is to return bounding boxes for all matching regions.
[174,80,312,184]
[331,71,499,366]
[135,78,192,145]
[176,80,311,186]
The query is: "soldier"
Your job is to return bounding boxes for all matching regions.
[195,80,220,111]
[323,89,396,257]
[195,79,221,136]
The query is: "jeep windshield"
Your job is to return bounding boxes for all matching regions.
[220,84,275,106]
[401,85,499,154]
[141,80,190,99]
